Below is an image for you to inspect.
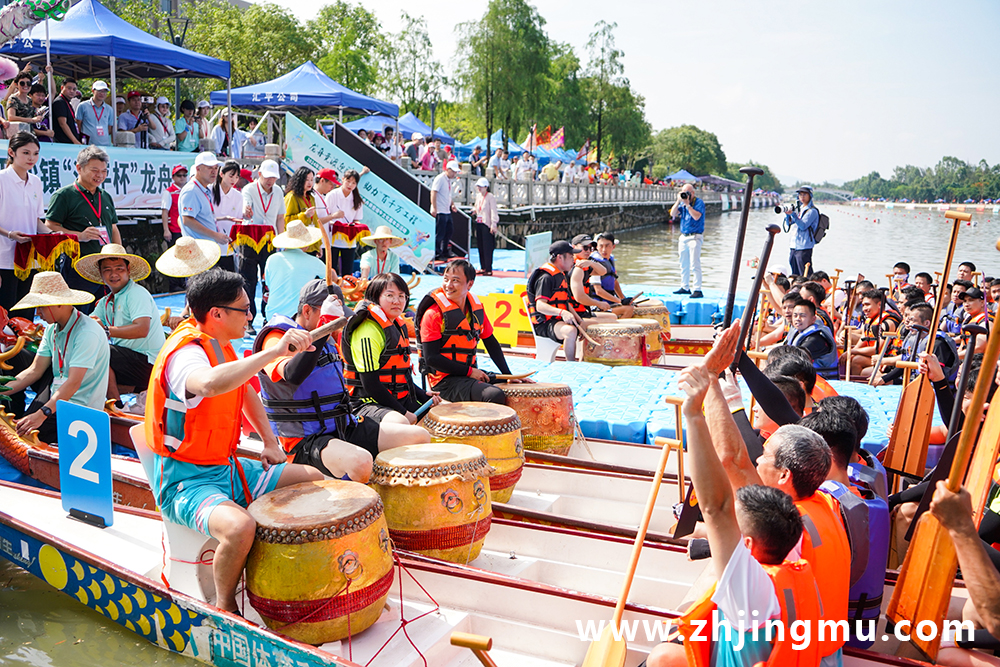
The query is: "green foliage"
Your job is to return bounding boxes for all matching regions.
[651,125,727,177]
[651,164,669,181]
[727,161,783,193]
[378,11,443,118]
[309,2,385,96]
[433,101,482,144]
[844,156,1000,201]
[584,20,623,164]
[536,42,589,149]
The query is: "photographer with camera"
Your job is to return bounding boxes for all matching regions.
[118,91,149,149]
[670,182,706,298]
[783,185,819,277]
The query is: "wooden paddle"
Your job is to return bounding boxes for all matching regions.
[886,283,1000,660]
[721,167,764,328]
[581,431,675,667]
[867,331,899,386]
[882,211,968,478]
[451,632,498,667]
[733,224,780,368]
[574,321,599,346]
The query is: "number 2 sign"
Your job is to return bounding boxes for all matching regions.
[57,401,113,528]
[480,285,532,347]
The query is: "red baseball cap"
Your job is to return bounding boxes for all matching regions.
[127,91,141,99]
[171,164,188,176]
[240,168,253,182]
[317,168,338,182]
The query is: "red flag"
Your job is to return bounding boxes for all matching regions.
[537,125,552,148]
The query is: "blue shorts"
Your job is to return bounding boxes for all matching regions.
[153,454,287,538]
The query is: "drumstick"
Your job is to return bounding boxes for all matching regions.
[574,321,599,346]
[493,371,537,380]
[287,317,348,352]
[414,398,435,419]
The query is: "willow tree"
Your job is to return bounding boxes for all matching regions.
[378,12,442,117]
[585,20,624,164]
[457,0,550,156]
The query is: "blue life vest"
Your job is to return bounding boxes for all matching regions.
[589,251,617,294]
[252,316,354,442]
[785,321,839,379]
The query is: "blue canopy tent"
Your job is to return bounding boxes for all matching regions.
[397,112,431,139]
[455,130,525,161]
[434,127,456,146]
[342,115,397,134]
[209,61,397,117]
[665,169,702,181]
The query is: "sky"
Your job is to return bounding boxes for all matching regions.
[272,0,1000,185]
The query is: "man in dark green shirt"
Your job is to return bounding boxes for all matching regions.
[45,146,122,309]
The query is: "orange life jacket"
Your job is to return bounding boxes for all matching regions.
[342,303,412,403]
[146,321,243,466]
[527,262,573,325]
[811,376,839,402]
[861,311,900,345]
[676,558,823,667]
[796,490,851,657]
[416,288,485,387]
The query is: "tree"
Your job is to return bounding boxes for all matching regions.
[309,2,385,96]
[585,20,624,164]
[456,0,550,155]
[651,125,727,177]
[597,82,650,166]
[729,162,782,193]
[379,12,443,118]
[536,42,589,150]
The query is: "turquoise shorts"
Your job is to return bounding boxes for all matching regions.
[153,454,287,538]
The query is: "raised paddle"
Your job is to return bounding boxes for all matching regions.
[867,331,899,386]
[904,322,988,541]
[580,430,676,667]
[886,289,1000,661]
[286,317,348,352]
[882,210,968,478]
[733,224,781,368]
[721,167,764,328]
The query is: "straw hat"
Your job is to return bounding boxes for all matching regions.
[155,237,221,278]
[361,225,405,248]
[11,271,96,310]
[74,244,151,284]
[272,220,323,249]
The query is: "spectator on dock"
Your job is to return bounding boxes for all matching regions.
[431,160,459,261]
[785,185,819,276]
[160,164,189,292]
[212,160,243,273]
[52,78,82,145]
[4,272,109,444]
[28,85,52,142]
[76,81,114,146]
[5,71,39,128]
[469,145,486,177]
[240,159,286,330]
[325,167,369,277]
[472,178,498,276]
[75,245,165,405]
[174,100,200,153]
[195,100,211,147]
[670,183,705,299]
[148,97,175,150]
[117,91,149,149]
[0,132,47,313]
[487,147,506,179]
[359,226,404,281]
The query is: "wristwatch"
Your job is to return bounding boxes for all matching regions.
[40,405,53,417]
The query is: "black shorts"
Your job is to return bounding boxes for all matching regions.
[355,403,404,424]
[288,417,381,477]
[532,319,561,342]
[109,345,154,389]
[431,374,506,404]
[578,308,594,319]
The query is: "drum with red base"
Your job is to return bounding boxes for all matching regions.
[582,321,646,366]
[497,383,575,455]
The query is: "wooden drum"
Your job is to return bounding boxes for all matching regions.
[630,318,663,362]
[422,403,524,503]
[245,480,393,645]
[633,300,672,346]
[497,383,575,455]
[371,443,493,564]
[582,321,646,366]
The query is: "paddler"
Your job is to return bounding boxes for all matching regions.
[526,240,585,361]
[568,233,627,319]
[783,298,838,379]
[415,259,521,404]
[3,272,109,444]
[73,244,165,405]
[588,232,636,317]
[956,287,989,359]
[358,225,404,281]
[253,279,430,482]
[145,269,323,614]
[872,302,958,386]
[342,273,441,426]
[647,362,822,667]
[840,288,899,379]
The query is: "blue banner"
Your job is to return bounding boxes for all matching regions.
[284,114,435,270]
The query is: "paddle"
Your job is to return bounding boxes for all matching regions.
[721,167,764,328]
[882,211,967,478]
[733,224,780,369]
[450,632,498,667]
[580,429,676,667]
[573,321,599,347]
[867,331,899,386]
[904,323,987,541]
[886,290,1000,661]
[287,317,348,352]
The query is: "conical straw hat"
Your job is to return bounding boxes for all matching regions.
[155,237,221,278]
[74,244,151,284]
[272,220,323,249]
[11,271,96,310]
[360,225,405,248]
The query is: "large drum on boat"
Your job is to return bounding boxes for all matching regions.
[497,383,575,455]
[245,480,393,645]
[422,403,524,503]
[582,321,646,366]
[632,300,672,346]
[629,318,663,363]
[371,443,493,564]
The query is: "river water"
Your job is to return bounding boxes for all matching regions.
[3,202,999,666]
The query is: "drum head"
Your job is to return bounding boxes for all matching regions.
[587,322,645,336]
[630,318,661,334]
[427,402,518,427]
[248,480,380,533]
[498,382,572,397]
[376,443,484,467]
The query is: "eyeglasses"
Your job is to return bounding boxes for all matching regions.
[218,304,251,315]
[18,81,30,87]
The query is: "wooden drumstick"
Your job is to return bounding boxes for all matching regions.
[574,321,599,346]
[287,317,348,352]
[493,371,537,380]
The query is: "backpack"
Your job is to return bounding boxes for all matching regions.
[812,207,830,243]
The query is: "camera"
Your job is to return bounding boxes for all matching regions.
[141,96,154,104]
[774,201,801,215]
[680,192,689,200]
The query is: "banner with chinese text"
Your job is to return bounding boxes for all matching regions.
[0,141,197,209]
[284,114,435,271]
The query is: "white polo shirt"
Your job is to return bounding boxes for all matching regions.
[0,167,44,270]
[242,180,285,228]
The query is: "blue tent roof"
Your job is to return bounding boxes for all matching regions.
[434,127,456,146]
[666,169,701,181]
[0,0,230,79]
[210,61,397,116]
[455,130,525,161]
[342,115,397,134]
[399,112,432,138]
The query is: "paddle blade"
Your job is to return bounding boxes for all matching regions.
[581,623,627,667]
[885,512,958,661]
[882,376,934,476]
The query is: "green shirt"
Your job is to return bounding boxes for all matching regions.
[95,280,166,363]
[349,319,386,404]
[359,248,400,277]
[46,181,119,257]
[36,310,111,412]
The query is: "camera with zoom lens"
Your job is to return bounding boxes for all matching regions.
[774,201,801,215]
[680,192,689,200]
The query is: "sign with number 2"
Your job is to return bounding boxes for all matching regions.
[57,401,113,528]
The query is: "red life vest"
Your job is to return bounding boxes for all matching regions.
[861,311,900,345]
[676,557,823,667]
[166,183,182,234]
[796,491,851,657]
[416,288,485,387]
[343,303,412,403]
[145,321,243,466]
[527,262,573,325]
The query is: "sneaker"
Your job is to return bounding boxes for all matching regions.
[673,288,691,295]
[690,290,704,299]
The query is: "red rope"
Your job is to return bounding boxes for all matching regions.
[389,513,492,551]
[363,549,440,667]
[247,569,394,624]
[489,466,523,491]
